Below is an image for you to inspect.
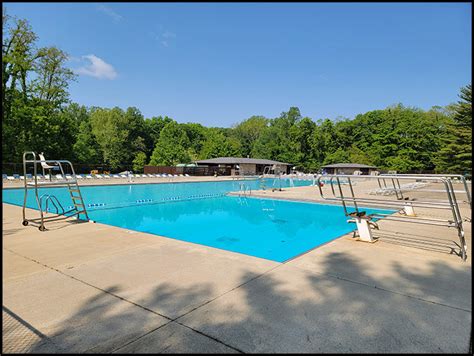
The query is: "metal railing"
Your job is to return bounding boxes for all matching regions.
[380,173,471,210]
[315,174,468,261]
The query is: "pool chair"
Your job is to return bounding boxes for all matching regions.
[184,174,190,177]
[141,174,147,178]
[85,174,93,179]
[147,174,155,178]
[179,174,184,177]
[76,174,84,179]
[25,173,33,180]
[120,174,128,178]
[113,174,120,178]
[65,174,74,180]
[95,174,104,179]
[55,174,64,180]
[38,152,61,180]
[134,174,141,178]
[103,174,111,179]
[7,175,16,181]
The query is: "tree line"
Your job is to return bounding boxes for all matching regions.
[2,12,472,176]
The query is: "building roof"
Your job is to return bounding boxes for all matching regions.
[321,163,377,169]
[195,157,291,166]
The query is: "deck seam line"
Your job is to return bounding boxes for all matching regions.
[288,263,472,313]
[105,321,173,353]
[173,263,284,323]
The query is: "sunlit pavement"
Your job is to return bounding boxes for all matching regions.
[2,180,471,353]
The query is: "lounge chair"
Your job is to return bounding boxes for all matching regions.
[147,174,154,178]
[7,175,16,181]
[113,174,120,178]
[184,174,190,177]
[85,174,93,179]
[25,173,33,180]
[103,174,111,179]
[179,174,184,177]
[120,174,128,178]
[95,174,104,179]
[76,174,84,179]
[134,174,141,178]
[56,174,64,180]
[65,174,74,180]
[141,174,147,178]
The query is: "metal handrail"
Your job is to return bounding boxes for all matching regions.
[315,174,467,261]
[39,194,65,215]
[380,173,471,209]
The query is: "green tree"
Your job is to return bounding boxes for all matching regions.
[143,116,174,156]
[132,151,148,172]
[323,148,350,165]
[232,116,268,157]
[2,12,77,163]
[73,119,101,164]
[200,128,242,159]
[90,107,130,169]
[434,84,472,176]
[182,122,207,159]
[149,121,191,165]
[31,46,76,108]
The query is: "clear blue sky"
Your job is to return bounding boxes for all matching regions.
[4,2,472,127]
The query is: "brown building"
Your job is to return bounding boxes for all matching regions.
[195,157,291,175]
[321,163,378,175]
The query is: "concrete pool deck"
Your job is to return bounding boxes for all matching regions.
[2,180,472,353]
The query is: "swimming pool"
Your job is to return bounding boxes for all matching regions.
[2,179,393,262]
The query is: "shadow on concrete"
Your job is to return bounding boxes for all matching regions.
[2,227,24,236]
[2,306,61,353]
[6,249,470,353]
[372,230,464,256]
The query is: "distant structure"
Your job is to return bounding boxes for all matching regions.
[321,163,377,175]
[195,157,291,175]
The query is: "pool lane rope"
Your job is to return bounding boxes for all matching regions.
[84,193,228,210]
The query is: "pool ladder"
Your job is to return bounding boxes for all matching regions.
[239,182,252,197]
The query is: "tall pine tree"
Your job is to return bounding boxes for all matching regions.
[435,85,472,176]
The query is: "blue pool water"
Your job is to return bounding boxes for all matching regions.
[2,179,393,262]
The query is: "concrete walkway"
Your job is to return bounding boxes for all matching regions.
[2,183,472,353]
